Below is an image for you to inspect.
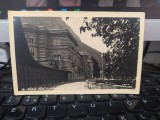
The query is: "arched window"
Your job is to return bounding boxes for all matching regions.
[29,37,34,43]
[30,48,35,57]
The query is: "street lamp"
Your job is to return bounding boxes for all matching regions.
[101,53,104,80]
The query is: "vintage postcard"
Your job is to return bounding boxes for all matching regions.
[8,11,145,95]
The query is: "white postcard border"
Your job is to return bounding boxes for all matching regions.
[8,11,145,95]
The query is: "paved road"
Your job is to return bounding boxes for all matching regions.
[34,79,134,90]
[55,82,87,90]
[54,81,114,90]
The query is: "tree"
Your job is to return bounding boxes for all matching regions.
[91,56,100,78]
[79,17,140,79]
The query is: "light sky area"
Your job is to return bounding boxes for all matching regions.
[62,17,108,53]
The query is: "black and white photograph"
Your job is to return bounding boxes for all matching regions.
[8,11,144,95]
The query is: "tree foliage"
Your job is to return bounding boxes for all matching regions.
[79,17,140,79]
[91,56,100,78]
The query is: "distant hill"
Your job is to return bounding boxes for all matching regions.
[20,17,101,61]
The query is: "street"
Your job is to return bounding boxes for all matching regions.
[55,81,87,90]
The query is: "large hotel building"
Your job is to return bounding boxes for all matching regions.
[22,22,102,81]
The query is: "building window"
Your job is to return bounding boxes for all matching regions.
[30,48,35,57]
[53,40,56,46]
[53,40,61,46]
[57,40,60,46]
[69,54,71,60]
[29,37,34,43]
[49,54,53,60]
[75,66,77,75]
[71,46,74,51]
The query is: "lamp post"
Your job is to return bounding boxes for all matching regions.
[101,53,104,80]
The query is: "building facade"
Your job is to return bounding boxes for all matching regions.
[22,23,100,81]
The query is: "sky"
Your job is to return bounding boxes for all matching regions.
[61,17,108,53]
